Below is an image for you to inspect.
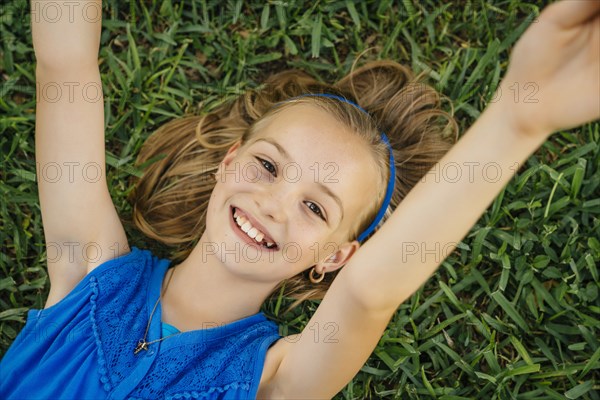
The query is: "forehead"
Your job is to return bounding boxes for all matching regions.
[247,103,380,223]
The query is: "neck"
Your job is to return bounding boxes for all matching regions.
[160,233,279,332]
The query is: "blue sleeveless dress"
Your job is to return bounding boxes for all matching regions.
[0,246,282,399]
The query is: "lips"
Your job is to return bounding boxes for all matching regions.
[230,206,279,251]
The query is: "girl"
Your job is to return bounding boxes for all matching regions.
[1,0,598,399]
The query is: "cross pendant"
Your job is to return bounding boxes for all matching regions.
[134,339,149,355]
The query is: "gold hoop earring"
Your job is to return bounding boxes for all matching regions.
[309,267,325,284]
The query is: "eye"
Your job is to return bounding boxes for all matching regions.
[306,201,326,221]
[256,157,277,177]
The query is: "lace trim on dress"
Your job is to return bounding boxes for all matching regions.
[89,276,113,393]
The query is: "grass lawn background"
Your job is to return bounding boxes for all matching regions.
[1,0,599,398]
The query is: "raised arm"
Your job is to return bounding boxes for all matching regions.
[32,0,129,309]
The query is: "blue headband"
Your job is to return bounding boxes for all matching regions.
[280,93,396,244]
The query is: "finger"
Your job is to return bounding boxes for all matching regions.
[541,0,600,29]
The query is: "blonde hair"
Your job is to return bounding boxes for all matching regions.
[126,60,459,314]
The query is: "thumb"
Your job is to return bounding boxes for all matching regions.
[541,0,600,29]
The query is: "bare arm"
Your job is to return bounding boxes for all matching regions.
[32,0,129,308]
[32,0,102,71]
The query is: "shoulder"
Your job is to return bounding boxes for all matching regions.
[86,243,134,275]
[45,246,166,312]
[90,246,165,278]
[91,246,168,299]
[43,246,151,311]
[258,334,300,398]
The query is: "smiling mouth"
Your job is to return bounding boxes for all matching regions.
[231,207,279,251]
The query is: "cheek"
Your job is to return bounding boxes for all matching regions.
[205,190,220,226]
[226,160,268,187]
[243,162,261,182]
[295,234,330,262]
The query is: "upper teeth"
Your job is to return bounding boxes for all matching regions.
[234,209,275,248]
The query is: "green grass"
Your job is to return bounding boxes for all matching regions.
[1,0,599,398]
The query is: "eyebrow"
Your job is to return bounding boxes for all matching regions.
[252,137,344,221]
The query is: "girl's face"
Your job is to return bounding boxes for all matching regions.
[205,103,380,284]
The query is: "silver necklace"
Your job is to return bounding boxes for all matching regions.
[134,266,181,355]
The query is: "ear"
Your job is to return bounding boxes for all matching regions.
[217,140,242,176]
[314,240,361,275]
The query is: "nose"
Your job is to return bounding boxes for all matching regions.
[254,182,293,223]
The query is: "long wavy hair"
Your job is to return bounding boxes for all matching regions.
[126,59,459,314]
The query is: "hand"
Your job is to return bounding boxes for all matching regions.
[495,0,600,138]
